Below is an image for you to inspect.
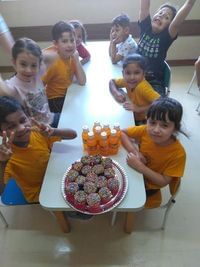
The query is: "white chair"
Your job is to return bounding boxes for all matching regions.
[111,180,181,231]
[187,71,196,94]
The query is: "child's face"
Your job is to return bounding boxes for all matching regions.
[152,7,174,33]
[147,115,175,146]
[111,25,129,43]
[54,32,76,59]
[1,110,31,145]
[13,52,40,82]
[74,27,83,46]
[122,63,145,89]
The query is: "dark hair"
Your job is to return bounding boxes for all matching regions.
[70,20,87,43]
[12,37,42,63]
[123,54,147,72]
[111,14,130,28]
[52,21,75,41]
[159,4,177,21]
[0,96,24,126]
[147,97,186,135]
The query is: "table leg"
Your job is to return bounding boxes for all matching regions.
[53,211,71,233]
[124,212,135,234]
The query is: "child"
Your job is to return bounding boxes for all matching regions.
[42,21,86,113]
[109,14,138,64]
[109,54,160,125]
[121,97,186,207]
[0,37,60,128]
[70,20,91,65]
[137,0,196,96]
[0,96,77,203]
[0,13,14,54]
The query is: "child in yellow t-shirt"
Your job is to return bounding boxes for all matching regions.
[109,53,160,125]
[121,97,186,207]
[42,21,86,113]
[0,96,77,203]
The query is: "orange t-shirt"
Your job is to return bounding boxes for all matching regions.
[3,131,60,202]
[42,56,76,99]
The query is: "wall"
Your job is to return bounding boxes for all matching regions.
[0,0,200,68]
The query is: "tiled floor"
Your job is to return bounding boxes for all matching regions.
[0,66,200,267]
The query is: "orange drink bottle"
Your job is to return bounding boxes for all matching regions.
[102,124,111,138]
[113,122,121,144]
[93,121,101,132]
[87,131,98,155]
[109,129,119,155]
[82,125,89,151]
[94,125,102,149]
[99,131,109,156]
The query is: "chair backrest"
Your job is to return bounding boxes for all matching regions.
[1,178,28,205]
[163,61,171,96]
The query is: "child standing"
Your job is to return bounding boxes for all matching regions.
[137,0,196,96]
[121,97,186,207]
[70,20,91,65]
[0,96,77,203]
[0,38,60,127]
[109,14,138,64]
[109,54,160,125]
[42,21,86,113]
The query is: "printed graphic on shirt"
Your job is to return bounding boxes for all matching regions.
[138,33,160,59]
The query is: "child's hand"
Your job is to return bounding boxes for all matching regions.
[126,152,145,173]
[0,131,14,162]
[123,101,134,111]
[72,50,80,61]
[31,118,54,137]
[114,91,126,103]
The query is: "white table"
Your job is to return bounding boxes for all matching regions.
[39,41,146,233]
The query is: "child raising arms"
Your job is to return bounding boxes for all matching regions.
[42,21,86,113]
[0,96,77,203]
[109,54,160,125]
[121,97,186,207]
[109,14,138,64]
[137,0,196,96]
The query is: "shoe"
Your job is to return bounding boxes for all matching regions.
[66,211,93,220]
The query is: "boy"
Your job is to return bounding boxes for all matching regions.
[109,14,138,64]
[42,21,86,113]
[0,96,77,203]
[137,0,196,96]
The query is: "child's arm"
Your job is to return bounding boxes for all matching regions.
[109,30,123,64]
[109,79,126,103]
[139,0,150,22]
[42,45,58,68]
[169,0,196,38]
[126,152,173,187]
[123,101,151,113]
[0,14,15,55]
[77,43,91,65]
[72,50,86,85]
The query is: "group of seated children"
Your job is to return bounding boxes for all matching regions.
[0,0,196,208]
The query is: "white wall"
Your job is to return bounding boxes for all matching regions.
[0,0,200,66]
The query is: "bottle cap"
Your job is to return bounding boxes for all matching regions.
[82,125,89,131]
[113,122,120,128]
[111,129,117,135]
[95,126,102,132]
[100,131,107,138]
[88,131,94,138]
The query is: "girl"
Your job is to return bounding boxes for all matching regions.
[109,53,160,125]
[121,97,186,207]
[0,96,77,203]
[0,37,60,127]
[137,0,196,96]
[70,20,91,65]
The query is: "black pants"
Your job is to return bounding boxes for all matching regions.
[48,97,65,113]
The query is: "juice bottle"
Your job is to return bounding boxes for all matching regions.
[99,131,109,156]
[113,122,121,144]
[109,129,119,155]
[82,125,89,151]
[93,121,101,132]
[102,124,111,138]
[87,131,98,155]
[94,125,102,148]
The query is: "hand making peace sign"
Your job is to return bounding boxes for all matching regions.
[0,131,14,162]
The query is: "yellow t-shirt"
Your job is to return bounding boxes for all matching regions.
[126,125,186,189]
[3,131,60,202]
[42,56,76,99]
[114,78,160,121]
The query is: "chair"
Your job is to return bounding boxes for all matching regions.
[0,178,28,227]
[163,60,171,96]
[187,71,196,94]
[111,179,181,231]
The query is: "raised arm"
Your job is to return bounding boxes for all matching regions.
[169,0,196,38]
[0,14,15,55]
[139,0,150,22]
